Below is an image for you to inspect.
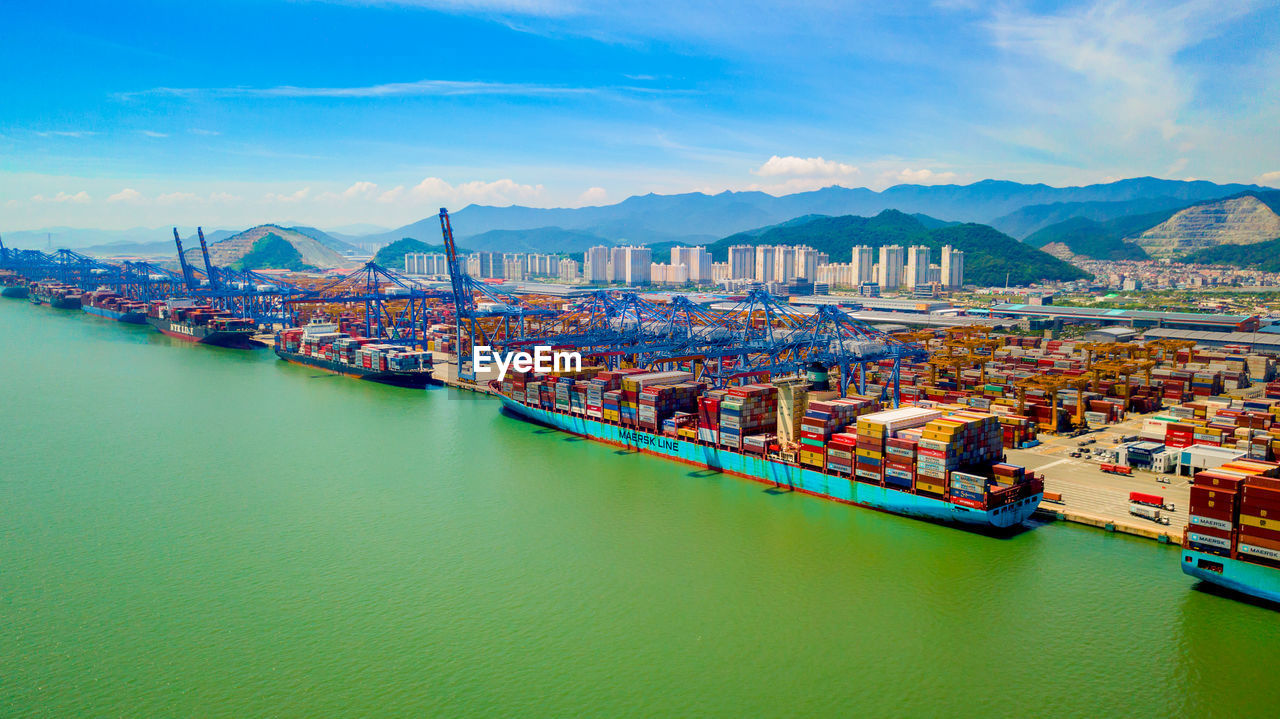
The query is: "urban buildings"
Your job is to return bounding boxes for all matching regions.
[878,245,905,290]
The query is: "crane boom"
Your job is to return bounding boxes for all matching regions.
[172,227,198,291]
[197,227,220,290]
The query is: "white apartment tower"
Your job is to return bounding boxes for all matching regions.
[622,246,651,285]
[754,245,777,283]
[585,245,610,283]
[905,245,931,288]
[851,245,874,285]
[878,245,905,289]
[728,245,755,279]
[940,245,965,288]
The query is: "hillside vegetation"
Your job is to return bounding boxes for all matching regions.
[1182,236,1280,272]
[704,210,1089,286]
[374,238,451,269]
[1023,212,1169,260]
[231,233,316,271]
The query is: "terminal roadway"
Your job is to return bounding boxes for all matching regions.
[1006,417,1192,541]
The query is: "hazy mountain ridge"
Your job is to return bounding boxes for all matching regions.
[359,177,1266,248]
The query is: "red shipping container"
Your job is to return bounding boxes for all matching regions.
[1190,486,1237,521]
[1130,492,1164,507]
[1194,472,1245,491]
[1238,533,1280,552]
[917,448,947,459]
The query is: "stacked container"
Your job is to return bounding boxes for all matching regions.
[856,407,942,486]
[719,385,778,451]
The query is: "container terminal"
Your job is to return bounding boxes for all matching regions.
[4,218,1280,606]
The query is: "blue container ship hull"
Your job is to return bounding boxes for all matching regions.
[83,304,146,324]
[498,395,1041,531]
[1181,547,1280,605]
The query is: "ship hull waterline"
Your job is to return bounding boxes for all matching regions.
[83,304,146,324]
[498,395,1041,533]
[275,349,437,388]
[1,285,29,298]
[146,317,262,349]
[1182,547,1280,606]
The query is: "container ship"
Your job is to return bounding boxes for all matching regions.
[0,271,28,298]
[82,289,147,324]
[1181,461,1280,605]
[273,321,435,388]
[494,369,1043,531]
[29,281,83,309]
[146,299,260,348]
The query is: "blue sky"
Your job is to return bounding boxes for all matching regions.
[2,0,1278,231]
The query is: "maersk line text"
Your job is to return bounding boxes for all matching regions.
[473,346,582,380]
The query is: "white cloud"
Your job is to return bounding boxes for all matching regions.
[881,168,959,186]
[342,181,378,199]
[577,186,608,205]
[33,130,96,138]
[1166,157,1189,175]
[189,128,220,136]
[31,191,91,203]
[208,192,240,203]
[377,186,405,204]
[984,0,1259,154]
[126,79,600,100]
[409,177,545,207]
[1259,171,1280,187]
[156,192,197,204]
[139,130,169,138]
[107,188,144,203]
[263,188,312,203]
[753,155,858,178]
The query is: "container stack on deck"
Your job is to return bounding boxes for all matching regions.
[1187,461,1280,566]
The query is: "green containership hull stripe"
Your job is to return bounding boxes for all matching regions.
[498,395,1041,530]
[1182,548,1280,604]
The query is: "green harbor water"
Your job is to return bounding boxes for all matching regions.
[3,299,1279,717]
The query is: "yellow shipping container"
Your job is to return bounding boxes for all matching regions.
[1239,513,1279,529]
[915,481,946,494]
[855,448,883,460]
[799,450,825,466]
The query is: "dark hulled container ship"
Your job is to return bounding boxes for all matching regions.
[146,299,260,348]
[29,281,83,309]
[274,321,435,388]
[82,289,147,324]
[493,370,1042,532]
[0,271,28,298]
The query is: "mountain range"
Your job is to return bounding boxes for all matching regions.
[361,177,1269,248]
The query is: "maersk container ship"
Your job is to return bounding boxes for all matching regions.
[494,391,1043,532]
[1182,547,1280,605]
[0,271,28,298]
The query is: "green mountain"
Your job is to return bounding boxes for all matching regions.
[706,210,1089,286]
[374,238,451,269]
[231,233,316,271]
[461,226,612,253]
[1022,210,1177,260]
[1182,236,1280,272]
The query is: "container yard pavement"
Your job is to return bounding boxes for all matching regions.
[1008,420,1189,542]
